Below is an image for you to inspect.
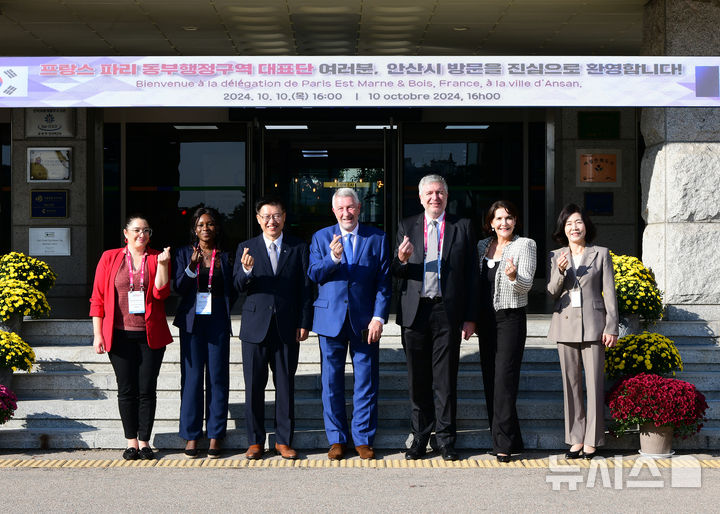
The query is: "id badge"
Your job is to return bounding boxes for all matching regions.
[127,291,145,314]
[570,289,582,308]
[196,292,212,315]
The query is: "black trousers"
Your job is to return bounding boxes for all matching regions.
[478,307,526,454]
[242,319,300,446]
[402,300,461,447]
[108,330,166,442]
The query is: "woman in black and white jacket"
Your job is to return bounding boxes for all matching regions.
[476,200,537,463]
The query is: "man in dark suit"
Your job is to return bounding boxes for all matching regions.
[391,174,477,461]
[234,197,313,460]
[308,188,391,461]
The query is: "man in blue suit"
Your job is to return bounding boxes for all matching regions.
[308,188,391,460]
[234,197,313,460]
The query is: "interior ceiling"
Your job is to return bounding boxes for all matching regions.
[0,0,645,57]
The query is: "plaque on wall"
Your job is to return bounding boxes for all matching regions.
[25,108,75,137]
[576,149,622,187]
[27,147,72,182]
[30,190,68,218]
[28,227,71,256]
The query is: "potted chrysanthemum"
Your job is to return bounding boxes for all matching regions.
[0,278,51,333]
[0,383,18,425]
[0,252,57,294]
[605,331,682,381]
[0,330,36,387]
[607,373,708,457]
[610,252,663,335]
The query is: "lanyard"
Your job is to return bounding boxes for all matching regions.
[423,218,445,254]
[196,249,216,292]
[125,248,146,292]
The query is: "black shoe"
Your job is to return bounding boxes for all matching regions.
[583,450,597,460]
[439,444,459,461]
[122,447,138,461]
[565,449,583,459]
[138,447,155,460]
[184,448,198,459]
[496,454,511,463]
[405,439,428,460]
[207,448,221,459]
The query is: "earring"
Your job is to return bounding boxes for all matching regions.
[124,238,128,243]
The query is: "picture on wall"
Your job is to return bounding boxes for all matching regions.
[27,147,72,182]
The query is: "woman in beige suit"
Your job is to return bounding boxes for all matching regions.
[547,204,618,460]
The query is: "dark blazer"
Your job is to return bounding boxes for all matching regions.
[308,224,391,338]
[391,213,478,328]
[546,245,619,342]
[234,233,313,345]
[172,245,237,333]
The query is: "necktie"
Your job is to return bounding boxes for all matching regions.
[345,233,354,265]
[269,242,278,274]
[424,220,440,297]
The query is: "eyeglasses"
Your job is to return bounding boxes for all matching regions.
[129,228,152,236]
[257,214,284,223]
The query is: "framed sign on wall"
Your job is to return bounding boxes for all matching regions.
[27,147,72,182]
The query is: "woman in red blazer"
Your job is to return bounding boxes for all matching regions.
[90,215,172,461]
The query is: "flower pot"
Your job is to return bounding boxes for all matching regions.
[618,314,640,338]
[0,366,12,388]
[639,422,674,458]
[0,312,23,336]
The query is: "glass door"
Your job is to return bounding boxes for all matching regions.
[263,123,386,242]
[123,123,248,252]
[402,120,547,311]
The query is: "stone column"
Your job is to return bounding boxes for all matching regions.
[641,0,720,320]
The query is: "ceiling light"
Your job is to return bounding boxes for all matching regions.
[173,125,218,130]
[182,26,198,31]
[356,125,397,130]
[453,26,469,31]
[302,150,328,158]
[445,125,490,130]
[265,125,309,130]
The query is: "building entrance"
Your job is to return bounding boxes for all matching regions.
[262,122,388,243]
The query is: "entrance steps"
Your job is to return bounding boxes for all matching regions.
[3,316,720,450]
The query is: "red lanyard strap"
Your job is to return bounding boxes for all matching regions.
[196,249,216,292]
[126,248,147,292]
[423,218,445,254]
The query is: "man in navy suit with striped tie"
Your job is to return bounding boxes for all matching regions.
[234,197,313,460]
[308,188,391,461]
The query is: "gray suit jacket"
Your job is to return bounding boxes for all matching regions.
[546,245,619,342]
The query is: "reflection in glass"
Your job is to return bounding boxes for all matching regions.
[402,123,523,234]
[265,128,385,242]
[125,124,246,252]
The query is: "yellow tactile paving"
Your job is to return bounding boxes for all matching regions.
[0,456,718,469]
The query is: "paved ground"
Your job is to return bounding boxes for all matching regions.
[3,449,720,513]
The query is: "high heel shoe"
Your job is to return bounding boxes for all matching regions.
[496,454,511,463]
[582,446,597,460]
[207,439,222,459]
[565,449,583,459]
[184,440,198,459]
